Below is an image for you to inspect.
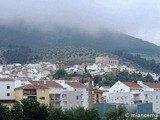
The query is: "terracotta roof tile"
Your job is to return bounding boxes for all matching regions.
[122,82,142,89]
[30,81,63,88]
[144,82,160,89]
[66,82,86,88]
[0,77,14,81]
[94,90,108,93]
[15,84,48,90]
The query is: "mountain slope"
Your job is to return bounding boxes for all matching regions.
[0,25,160,55]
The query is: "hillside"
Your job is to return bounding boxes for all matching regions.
[0,24,160,55]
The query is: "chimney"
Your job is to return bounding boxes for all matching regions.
[88,74,93,109]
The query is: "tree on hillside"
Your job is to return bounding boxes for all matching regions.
[3,46,31,64]
[144,74,154,82]
[53,69,67,79]
[114,51,160,74]
[93,75,102,85]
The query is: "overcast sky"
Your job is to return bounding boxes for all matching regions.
[0,0,160,45]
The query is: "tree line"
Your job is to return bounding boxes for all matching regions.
[1,99,158,120]
[94,71,155,87]
[114,51,160,74]
[0,99,100,120]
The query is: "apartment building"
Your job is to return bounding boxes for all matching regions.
[56,80,88,109]
[14,80,88,109]
[15,84,50,105]
[0,77,89,109]
[141,82,160,113]
[107,81,160,114]
[108,81,142,104]
[30,80,63,108]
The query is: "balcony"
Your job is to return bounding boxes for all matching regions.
[50,94,61,101]
[27,96,37,100]
[23,90,36,95]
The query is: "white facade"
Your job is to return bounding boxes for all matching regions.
[0,79,15,100]
[55,80,88,109]
[107,81,160,114]
[109,81,130,93]
[142,91,160,113]
[107,92,131,104]
[108,81,142,104]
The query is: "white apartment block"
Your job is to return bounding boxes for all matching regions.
[108,81,142,104]
[107,81,160,114]
[56,80,88,109]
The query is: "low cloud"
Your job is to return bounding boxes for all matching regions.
[0,0,160,45]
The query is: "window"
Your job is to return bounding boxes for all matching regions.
[7,93,10,96]
[76,96,79,100]
[7,86,10,89]
[21,83,25,86]
[40,97,45,100]
[96,94,99,98]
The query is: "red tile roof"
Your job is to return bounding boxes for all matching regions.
[66,82,86,88]
[30,81,63,88]
[144,82,160,89]
[15,84,49,90]
[122,82,142,89]
[94,89,108,93]
[0,77,14,81]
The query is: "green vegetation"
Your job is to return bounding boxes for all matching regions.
[0,99,100,120]
[0,103,11,120]
[1,24,160,72]
[3,46,31,64]
[29,46,101,64]
[94,71,154,87]
[114,51,160,74]
[11,99,48,120]
[133,53,160,63]
[104,105,152,120]
[52,69,67,79]
[0,100,156,120]
[104,105,127,120]
[1,45,104,64]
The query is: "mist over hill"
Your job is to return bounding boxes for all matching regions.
[0,24,160,55]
